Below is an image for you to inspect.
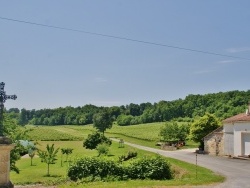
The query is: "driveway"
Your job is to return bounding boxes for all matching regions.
[118,140,250,188]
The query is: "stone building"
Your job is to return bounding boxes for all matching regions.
[204,104,250,157]
[203,126,224,156]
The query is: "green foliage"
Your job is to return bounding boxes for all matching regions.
[159,121,189,143]
[118,150,137,162]
[127,155,173,180]
[61,148,73,162]
[3,114,29,173]
[83,132,112,150]
[9,90,250,126]
[67,157,124,181]
[67,155,172,182]
[93,109,113,134]
[116,114,134,126]
[189,113,221,149]
[37,144,59,176]
[96,143,109,156]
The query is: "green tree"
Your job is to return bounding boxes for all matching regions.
[83,132,112,150]
[93,109,113,134]
[189,113,221,149]
[116,114,133,126]
[28,146,37,166]
[3,114,28,173]
[159,122,189,144]
[61,148,73,162]
[37,144,59,176]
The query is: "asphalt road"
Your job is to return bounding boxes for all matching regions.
[117,140,250,188]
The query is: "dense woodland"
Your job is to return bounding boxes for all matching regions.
[7,90,250,126]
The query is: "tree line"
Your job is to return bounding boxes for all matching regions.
[7,90,250,126]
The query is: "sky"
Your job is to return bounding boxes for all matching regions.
[1,1,250,110]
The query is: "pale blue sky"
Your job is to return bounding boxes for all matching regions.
[1,1,250,110]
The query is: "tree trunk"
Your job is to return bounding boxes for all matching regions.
[47,163,50,176]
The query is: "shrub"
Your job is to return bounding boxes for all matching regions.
[96,143,109,156]
[83,132,112,150]
[119,151,137,162]
[67,156,173,182]
[67,157,124,181]
[127,155,173,180]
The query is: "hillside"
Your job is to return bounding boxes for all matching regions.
[8,90,250,126]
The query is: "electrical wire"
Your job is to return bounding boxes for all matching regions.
[0,16,250,61]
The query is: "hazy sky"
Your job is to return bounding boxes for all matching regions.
[1,1,250,110]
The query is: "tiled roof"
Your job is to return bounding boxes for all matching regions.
[203,126,223,139]
[223,113,250,123]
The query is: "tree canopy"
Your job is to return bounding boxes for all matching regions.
[7,89,250,126]
[189,113,221,149]
[3,114,28,173]
[93,109,113,134]
[159,122,189,143]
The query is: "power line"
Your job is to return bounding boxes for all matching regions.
[0,16,250,61]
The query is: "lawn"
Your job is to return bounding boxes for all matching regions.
[24,122,198,149]
[10,124,223,187]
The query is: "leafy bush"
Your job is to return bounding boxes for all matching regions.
[83,132,112,150]
[96,143,109,156]
[67,155,172,182]
[127,155,173,180]
[67,157,124,181]
[119,151,137,162]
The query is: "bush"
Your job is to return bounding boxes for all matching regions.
[83,132,112,150]
[127,155,173,180]
[119,151,137,162]
[67,157,124,181]
[96,143,109,156]
[67,155,173,182]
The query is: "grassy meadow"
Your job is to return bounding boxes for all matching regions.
[10,123,224,187]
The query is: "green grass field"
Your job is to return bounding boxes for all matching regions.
[25,122,198,149]
[10,124,224,187]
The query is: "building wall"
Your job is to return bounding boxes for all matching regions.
[233,122,250,131]
[223,122,250,156]
[234,131,242,156]
[224,123,234,133]
[204,133,224,156]
[242,132,250,155]
[224,132,234,156]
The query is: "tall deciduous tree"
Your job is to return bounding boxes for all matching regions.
[93,109,113,134]
[189,113,221,149]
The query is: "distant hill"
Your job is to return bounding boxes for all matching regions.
[8,90,250,126]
